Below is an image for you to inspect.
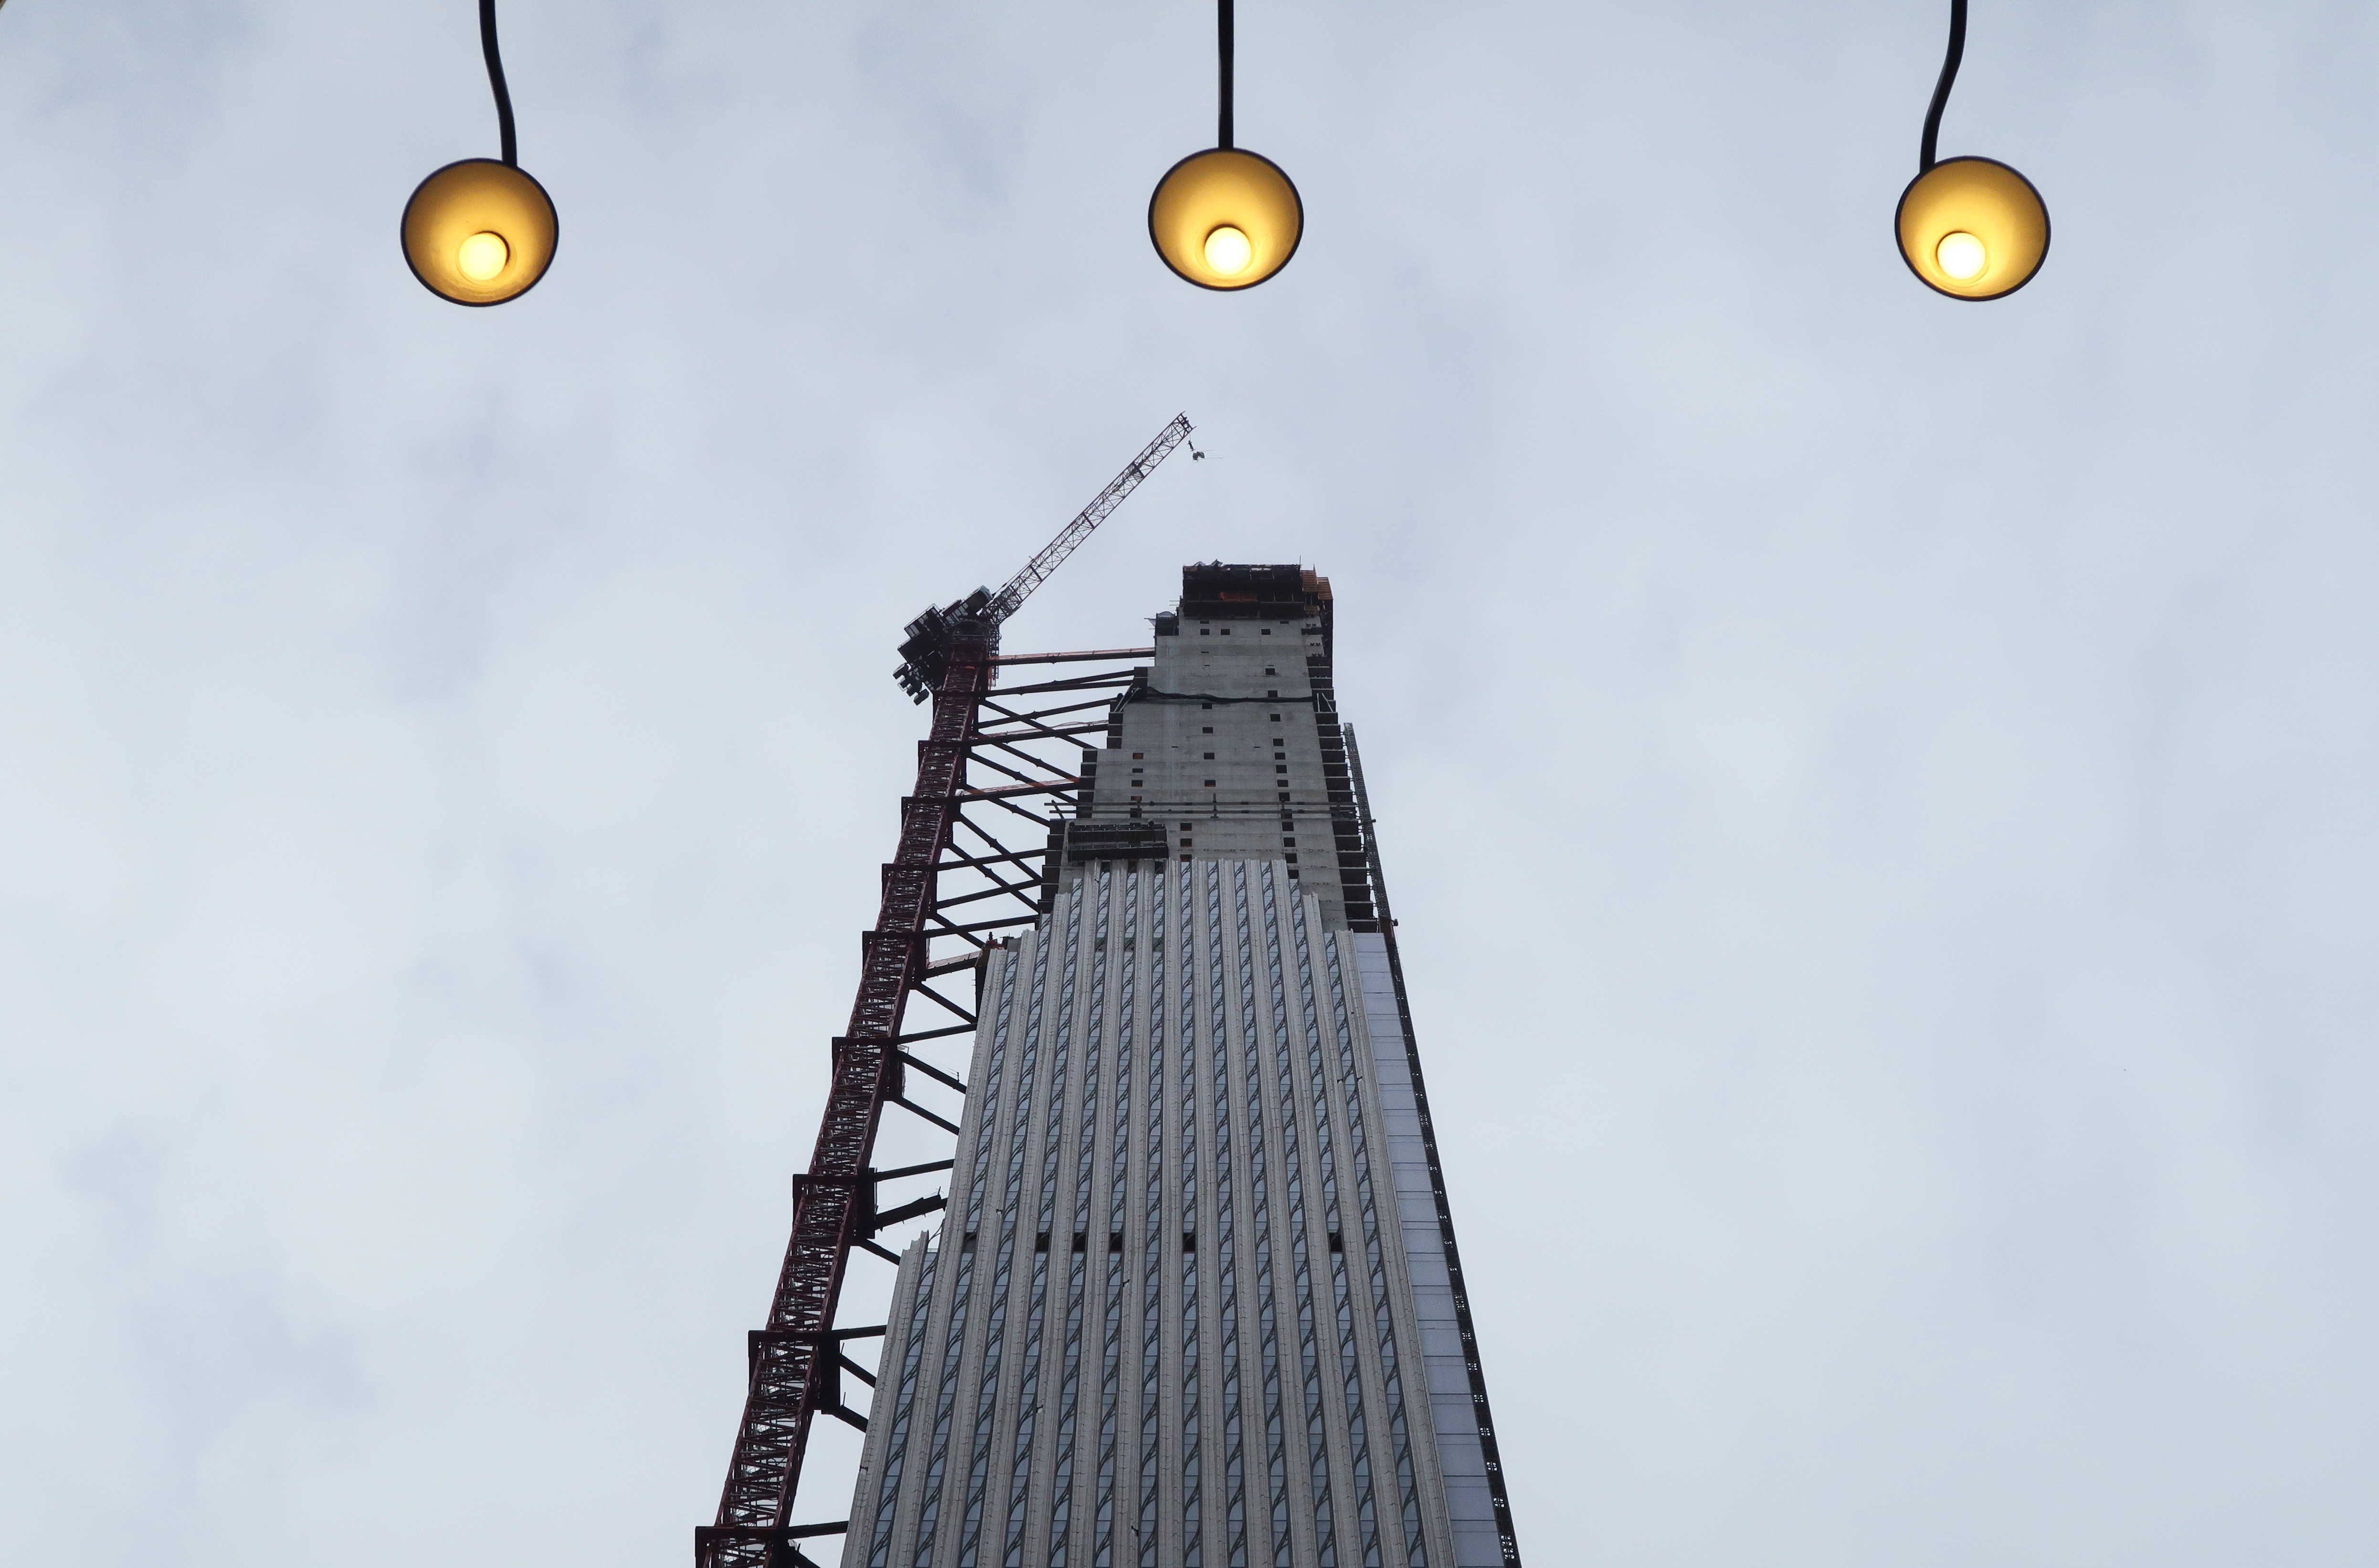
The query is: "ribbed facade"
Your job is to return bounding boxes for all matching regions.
[844,567,1513,1568]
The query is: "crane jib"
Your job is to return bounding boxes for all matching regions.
[894,414,1195,701]
[987,413,1195,624]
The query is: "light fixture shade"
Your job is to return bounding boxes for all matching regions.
[1149,148,1302,291]
[402,158,558,307]
[1895,155,2048,301]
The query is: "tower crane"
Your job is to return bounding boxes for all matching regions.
[893,413,1195,700]
[699,417,1195,1568]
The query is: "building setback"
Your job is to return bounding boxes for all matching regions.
[843,565,1518,1568]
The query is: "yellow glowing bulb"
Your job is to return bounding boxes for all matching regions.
[1935,231,1987,281]
[1203,225,1253,275]
[457,230,511,282]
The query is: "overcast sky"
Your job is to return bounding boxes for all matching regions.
[4,1,2377,1565]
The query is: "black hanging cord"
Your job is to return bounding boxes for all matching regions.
[1216,0,1235,150]
[481,0,519,167]
[1919,0,1966,171]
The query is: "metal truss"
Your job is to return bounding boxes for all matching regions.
[697,633,1153,1568]
[985,417,1192,624]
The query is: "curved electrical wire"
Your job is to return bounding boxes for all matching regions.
[1919,0,1966,171]
[1217,0,1236,150]
[480,0,518,167]
[1918,0,1967,171]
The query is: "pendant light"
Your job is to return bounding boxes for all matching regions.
[402,0,558,307]
[1894,0,2047,301]
[1148,0,1301,291]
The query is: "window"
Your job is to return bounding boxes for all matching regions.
[1201,702,1213,710]
[1202,726,1213,733]
[1220,628,1230,635]
[1180,853,1192,862]
[1204,779,1216,787]
[1269,714,1281,722]
[1200,629,1209,636]
[1179,822,1193,830]
[1282,837,1296,847]
[1284,853,1298,864]
[1260,627,1272,635]
[1178,838,1192,848]
[1132,752,1143,760]
[1204,752,1215,760]
[1266,689,1278,698]
[1263,666,1275,675]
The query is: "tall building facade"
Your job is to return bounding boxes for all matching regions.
[842,565,1518,1568]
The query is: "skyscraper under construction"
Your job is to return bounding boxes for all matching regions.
[698,546,1519,1568]
[859,559,1523,1568]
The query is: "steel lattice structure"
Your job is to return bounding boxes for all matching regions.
[698,634,1154,1568]
[987,416,1193,625]
[700,418,1193,1568]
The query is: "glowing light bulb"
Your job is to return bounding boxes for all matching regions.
[1203,225,1253,275]
[457,230,511,282]
[1149,148,1301,290]
[1935,230,1987,281]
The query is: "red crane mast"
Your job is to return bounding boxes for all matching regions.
[698,417,1194,1568]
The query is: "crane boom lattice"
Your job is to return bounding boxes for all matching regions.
[988,413,1194,622]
